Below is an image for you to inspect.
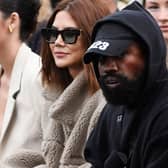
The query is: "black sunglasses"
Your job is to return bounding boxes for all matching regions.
[41,27,81,44]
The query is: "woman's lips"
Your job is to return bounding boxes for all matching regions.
[53,52,68,58]
[160,25,168,32]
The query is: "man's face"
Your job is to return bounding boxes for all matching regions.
[97,42,146,106]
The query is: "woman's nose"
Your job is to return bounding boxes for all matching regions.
[158,8,168,21]
[54,34,65,46]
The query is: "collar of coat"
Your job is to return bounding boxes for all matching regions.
[48,72,89,121]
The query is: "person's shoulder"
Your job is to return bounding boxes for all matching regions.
[24,44,41,71]
[20,46,41,85]
[99,103,116,120]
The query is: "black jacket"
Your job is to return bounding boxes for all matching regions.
[84,2,168,168]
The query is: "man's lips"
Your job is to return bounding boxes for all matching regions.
[103,76,120,88]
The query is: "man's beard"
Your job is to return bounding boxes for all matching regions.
[98,71,145,107]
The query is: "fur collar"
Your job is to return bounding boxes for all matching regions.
[48,72,89,122]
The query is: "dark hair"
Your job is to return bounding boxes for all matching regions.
[41,0,111,93]
[0,0,41,41]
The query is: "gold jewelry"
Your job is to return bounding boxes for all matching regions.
[8,25,13,33]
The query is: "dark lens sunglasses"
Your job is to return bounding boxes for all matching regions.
[41,27,81,44]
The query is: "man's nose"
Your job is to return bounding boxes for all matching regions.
[102,57,118,72]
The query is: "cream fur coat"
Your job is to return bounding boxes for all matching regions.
[3,72,106,168]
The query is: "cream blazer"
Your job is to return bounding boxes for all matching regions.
[0,43,43,162]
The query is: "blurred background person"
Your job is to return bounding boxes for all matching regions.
[0,0,43,163]
[27,0,53,54]
[144,0,168,65]
[27,0,62,55]
[144,0,168,43]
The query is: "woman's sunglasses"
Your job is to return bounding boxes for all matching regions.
[41,27,81,44]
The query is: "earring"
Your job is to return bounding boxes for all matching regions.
[8,25,13,33]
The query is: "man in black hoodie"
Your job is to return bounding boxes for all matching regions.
[83,1,168,168]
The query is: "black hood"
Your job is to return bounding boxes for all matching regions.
[84,1,167,97]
